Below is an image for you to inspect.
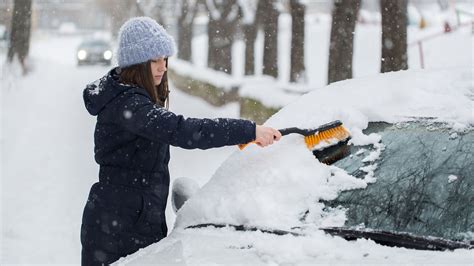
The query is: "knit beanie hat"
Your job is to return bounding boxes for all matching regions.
[117,17,176,68]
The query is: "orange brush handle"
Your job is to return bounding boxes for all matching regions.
[238,141,256,150]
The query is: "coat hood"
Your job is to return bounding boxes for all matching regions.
[83,67,148,116]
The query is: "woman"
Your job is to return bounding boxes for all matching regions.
[80,17,281,265]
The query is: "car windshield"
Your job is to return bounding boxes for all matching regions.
[80,40,109,49]
[327,121,473,242]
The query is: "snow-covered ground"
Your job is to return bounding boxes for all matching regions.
[1,8,473,265]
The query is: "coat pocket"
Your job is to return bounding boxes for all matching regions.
[134,195,167,240]
[133,195,148,228]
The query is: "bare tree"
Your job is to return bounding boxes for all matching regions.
[177,0,200,61]
[206,0,239,74]
[327,0,361,84]
[136,0,169,26]
[381,0,408,73]
[258,0,279,78]
[96,0,160,37]
[289,0,306,83]
[237,0,259,75]
[7,0,32,75]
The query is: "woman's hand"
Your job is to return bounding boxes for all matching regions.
[255,125,282,147]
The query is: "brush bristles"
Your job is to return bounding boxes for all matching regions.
[304,126,350,150]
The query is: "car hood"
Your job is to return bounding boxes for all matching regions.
[116,226,474,265]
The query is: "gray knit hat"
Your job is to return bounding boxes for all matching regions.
[117,17,176,68]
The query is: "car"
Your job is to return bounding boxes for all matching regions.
[116,68,473,265]
[76,39,113,66]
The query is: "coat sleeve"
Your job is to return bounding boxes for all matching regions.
[116,93,256,150]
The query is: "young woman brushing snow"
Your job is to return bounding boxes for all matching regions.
[80,17,281,265]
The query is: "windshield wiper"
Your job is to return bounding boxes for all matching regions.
[321,227,473,251]
[186,223,472,251]
[186,223,303,237]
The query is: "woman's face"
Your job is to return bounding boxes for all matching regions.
[150,57,167,85]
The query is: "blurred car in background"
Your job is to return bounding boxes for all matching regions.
[76,39,113,66]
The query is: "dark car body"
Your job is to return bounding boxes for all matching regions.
[77,39,112,66]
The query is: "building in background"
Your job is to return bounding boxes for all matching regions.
[34,0,107,31]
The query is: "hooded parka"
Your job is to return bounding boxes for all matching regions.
[81,68,255,264]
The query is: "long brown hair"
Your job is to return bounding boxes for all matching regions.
[119,59,170,108]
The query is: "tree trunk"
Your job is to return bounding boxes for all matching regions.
[207,19,218,70]
[206,0,238,74]
[96,0,142,38]
[214,19,234,74]
[7,0,32,73]
[258,0,279,78]
[178,24,193,61]
[381,0,408,73]
[178,0,198,61]
[289,0,306,83]
[112,2,134,37]
[238,1,258,76]
[327,0,360,84]
[243,24,257,75]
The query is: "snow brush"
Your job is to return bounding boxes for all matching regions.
[239,120,352,165]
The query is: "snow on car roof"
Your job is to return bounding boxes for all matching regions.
[266,67,472,131]
[175,68,473,231]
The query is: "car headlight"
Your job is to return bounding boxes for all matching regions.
[77,50,87,60]
[103,50,112,60]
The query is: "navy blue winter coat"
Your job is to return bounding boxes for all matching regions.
[80,68,255,265]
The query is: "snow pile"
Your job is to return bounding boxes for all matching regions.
[170,59,240,92]
[175,68,473,231]
[176,139,367,230]
[170,59,312,108]
[238,76,308,108]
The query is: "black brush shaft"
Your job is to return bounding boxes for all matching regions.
[278,127,309,136]
[278,120,342,137]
